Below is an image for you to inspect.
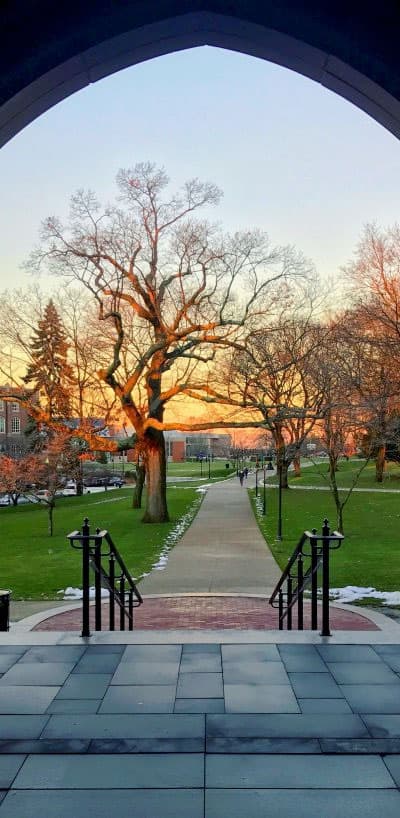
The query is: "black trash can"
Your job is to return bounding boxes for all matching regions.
[0,590,11,631]
[225,463,230,469]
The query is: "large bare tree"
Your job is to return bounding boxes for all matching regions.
[23,162,309,522]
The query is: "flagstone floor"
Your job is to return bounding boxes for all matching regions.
[1,641,400,816]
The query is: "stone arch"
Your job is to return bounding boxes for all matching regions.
[1,2,400,147]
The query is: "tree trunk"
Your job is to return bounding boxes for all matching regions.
[329,460,344,534]
[48,503,54,536]
[280,461,289,489]
[132,464,145,509]
[142,429,169,523]
[293,454,301,478]
[375,445,386,483]
[337,504,344,535]
[328,455,339,481]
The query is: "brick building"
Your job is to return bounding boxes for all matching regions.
[0,390,31,458]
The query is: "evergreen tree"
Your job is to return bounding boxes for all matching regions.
[23,300,75,418]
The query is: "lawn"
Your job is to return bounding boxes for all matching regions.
[265,458,400,490]
[0,486,201,599]
[250,479,400,591]
[166,461,236,481]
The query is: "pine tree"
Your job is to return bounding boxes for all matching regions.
[23,300,75,419]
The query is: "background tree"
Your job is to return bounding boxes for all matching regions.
[0,454,38,506]
[344,222,400,480]
[211,281,326,488]
[23,299,75,418]
[27,162,310,523]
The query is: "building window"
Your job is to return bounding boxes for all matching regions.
[0,400,4,411]
[11,417,20,433]
[0,417,4,433]
[11,403,19,412]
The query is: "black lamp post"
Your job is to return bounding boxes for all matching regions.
[200,458,203,477]
[277,462,283,540]
[263,467,266,515]
[255,468,258,497]
[208,455,211,480]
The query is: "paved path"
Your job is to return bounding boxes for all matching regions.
[139,473,281,596]
[34,595,379,632]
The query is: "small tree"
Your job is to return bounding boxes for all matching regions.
[31,427,79,536]
[23,299,75,418]
[0,454,38,505]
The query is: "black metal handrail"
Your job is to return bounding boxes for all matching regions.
[67,517,143,637]
[269,519,343,636]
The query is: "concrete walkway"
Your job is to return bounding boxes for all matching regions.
[139,473,281,596]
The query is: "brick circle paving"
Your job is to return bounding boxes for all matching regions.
[33,595,379,631]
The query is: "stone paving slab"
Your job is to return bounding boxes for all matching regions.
[0,662,74,686]
[0,790,204,818]
[340,685,400,713]
[12,753,204,789]
[99,684,177,713]
[224,683,299,713]
[42,713,205,739]
[0,758,25,790]
[289,672,343,699]
[0,687,57,714]
[0,717,48,740]
[206,714,369,738]
[204,789,400,818]
[205,753,394,788]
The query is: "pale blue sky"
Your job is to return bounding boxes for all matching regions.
[1,46,399,288]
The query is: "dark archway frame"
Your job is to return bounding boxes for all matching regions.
[1,2,400,148]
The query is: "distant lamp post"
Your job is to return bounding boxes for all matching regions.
[208,455,211,480]
[255,468,259,497]
[200,458,203,478]
[277,462,283,540]
[263,467,266,515]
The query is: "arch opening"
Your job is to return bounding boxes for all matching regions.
[1,8,400,148]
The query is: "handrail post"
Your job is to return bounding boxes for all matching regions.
[81,518,91,638]
[297,553,304,630]
[278,589,284,630]
[120,575,125,631]
[109,553,115,631]
[310,528,318,630]
[287,575,293,630]
[321,518,331,637]
[94,529,102,632]
[129,590,134,631]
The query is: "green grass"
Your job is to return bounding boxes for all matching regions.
[0,487,200,600]
[166,461,236,480]
[250,483,400,590]
[265,459,400,490]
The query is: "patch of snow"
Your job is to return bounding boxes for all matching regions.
[60,586,110,600]
[329,586,400,605]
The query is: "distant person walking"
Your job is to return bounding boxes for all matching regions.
[244,467,249,479]
[238,470,244,486]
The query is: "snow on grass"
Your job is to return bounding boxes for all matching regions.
[329,586,400,605]
[144,494,203,575]
[58,493,203,599]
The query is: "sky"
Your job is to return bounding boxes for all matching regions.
[0,45,400,291]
